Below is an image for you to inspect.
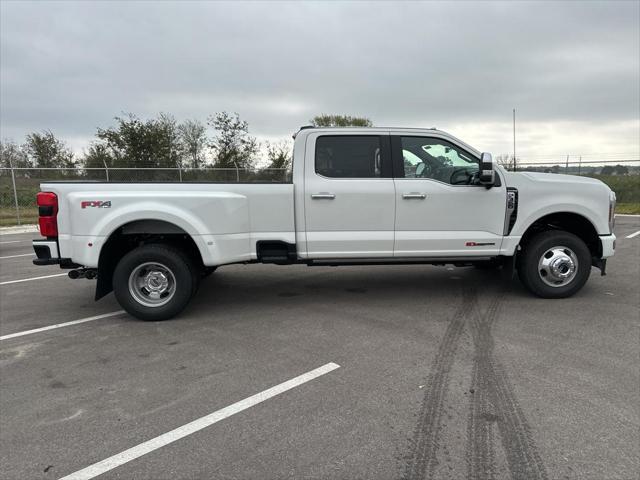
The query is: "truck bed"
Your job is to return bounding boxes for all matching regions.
[40,182,295,267]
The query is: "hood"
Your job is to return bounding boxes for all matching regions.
[517,172,606,187]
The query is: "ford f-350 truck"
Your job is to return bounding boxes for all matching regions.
[32,127,616,320]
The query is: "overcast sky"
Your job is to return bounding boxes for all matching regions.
[1,0,639,163]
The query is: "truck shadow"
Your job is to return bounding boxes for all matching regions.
[188,264,532,316]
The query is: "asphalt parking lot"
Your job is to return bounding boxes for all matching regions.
[1,217,638,480]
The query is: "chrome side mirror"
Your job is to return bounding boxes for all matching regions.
[479,152,495,188]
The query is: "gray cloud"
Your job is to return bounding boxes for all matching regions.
[1,0,638,157]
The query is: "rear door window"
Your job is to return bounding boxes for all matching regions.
[315,136,384,178]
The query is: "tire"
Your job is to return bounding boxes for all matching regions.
[113,244,196,321]
[517,230,591,298]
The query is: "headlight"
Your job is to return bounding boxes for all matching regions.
[609,191,616,232]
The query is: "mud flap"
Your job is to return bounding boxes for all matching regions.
[500,254,517,280]
[94,246,117,300]
[592,257,607,276]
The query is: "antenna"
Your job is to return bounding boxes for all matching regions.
[513,108,517,172]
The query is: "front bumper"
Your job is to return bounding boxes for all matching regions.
[600,233,616,258]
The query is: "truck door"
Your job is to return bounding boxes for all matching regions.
[392,135,506,257]
[304,133,395,258]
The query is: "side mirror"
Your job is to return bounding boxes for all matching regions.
[478,152,495,187]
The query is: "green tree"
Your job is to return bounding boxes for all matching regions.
[600,165,614,175]
[614,164,629,175]
[23,131,75,169]
[93,113,181,169]
[265,140,292,170]
[0,140,32,172]
[178,119,208,169]
[82,143,115,179]
[208,112,259,169]
[83,143,113,168]
[310,114,373,127]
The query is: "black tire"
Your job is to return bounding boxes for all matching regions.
[113,244,196,321]
[517,230,591,298]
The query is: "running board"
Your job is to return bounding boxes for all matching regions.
[306,257,495,267]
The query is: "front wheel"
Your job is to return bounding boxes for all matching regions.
[113,244,195,321]
[517,230,591,298]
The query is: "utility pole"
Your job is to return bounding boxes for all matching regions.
[565,155,569,173]
[512,108,516,171]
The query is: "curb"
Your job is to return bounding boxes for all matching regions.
[615,214,640,217]
[0,225,39,235]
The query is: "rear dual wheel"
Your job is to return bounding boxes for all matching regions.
[113,244,199,321]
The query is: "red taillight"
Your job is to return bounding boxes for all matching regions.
[37,192,58,237]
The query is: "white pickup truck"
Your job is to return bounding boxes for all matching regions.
[32,127,616,320]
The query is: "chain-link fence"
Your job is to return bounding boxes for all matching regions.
[0,167,290,226]
[1,160,638,226]
[500,158,640,213]
[502,158,640,175]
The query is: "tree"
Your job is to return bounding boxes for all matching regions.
[208,112,259,169]
[83,143,113,168]
[0,140,31,173]
[496,154,515,171]
[614,164,629,175]
[92,113,181,169]
[310,114,373,127]
[23,131,75,169]
[600,165,614,175]
[178,119,208,169]
[265,140,292,170]
[82,143,115,179]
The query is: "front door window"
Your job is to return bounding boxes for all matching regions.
[401,137,479,185]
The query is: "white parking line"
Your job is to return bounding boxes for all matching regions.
[0,240,23,245]
[59,362,341,480]
[0,310,125,341]
[626,230,640,239]
[0,253,34,260]
[0,273,67,285]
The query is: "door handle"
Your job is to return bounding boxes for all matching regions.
[402,193,426,199]
[311,193,336,199]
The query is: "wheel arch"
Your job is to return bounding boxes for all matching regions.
[519,211,601,259]
[95,219,205,300]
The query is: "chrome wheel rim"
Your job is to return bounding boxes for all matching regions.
[128,262,176,307]
[537,246,579,287]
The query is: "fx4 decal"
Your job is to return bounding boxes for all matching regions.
[81,200,111,209]
[466,241,496,247]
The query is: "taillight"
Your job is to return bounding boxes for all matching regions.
[37,191,58,237]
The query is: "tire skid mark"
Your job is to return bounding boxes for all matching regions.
[467,292,548,480]
[466,360,496,480]
[403,288,475,480]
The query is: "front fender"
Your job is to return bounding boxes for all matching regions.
[512,203,605,238]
